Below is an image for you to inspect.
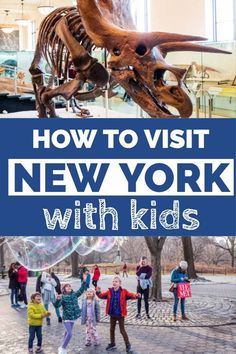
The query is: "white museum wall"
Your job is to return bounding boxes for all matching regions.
[149,0,206,35]
[0,0,219,49]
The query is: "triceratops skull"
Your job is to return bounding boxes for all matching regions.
[78,0,230,118]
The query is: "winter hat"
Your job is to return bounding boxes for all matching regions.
[61,283,72,294]
[179,261,188,270]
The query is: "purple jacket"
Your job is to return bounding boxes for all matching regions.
[136,265,152,281]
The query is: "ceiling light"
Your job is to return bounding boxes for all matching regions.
[0,10,14,34]
[37,1,54,16]
[1,27,14,34]
[15,0,29,26]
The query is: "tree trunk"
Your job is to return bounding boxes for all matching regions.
[151,250,162,301]
[71,251,79,277]
[231,239,235,268]
[145,237,166,301]
[0,238,5,268]
[182,237,197,279]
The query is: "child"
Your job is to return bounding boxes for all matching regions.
[96,276,141,353]
[81,288,100,346]
[55,272,89,354]
[27,292,50,353]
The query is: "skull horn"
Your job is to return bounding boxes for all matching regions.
[78,0,206,50]
[78,0,128,47]
[159,42,232,55]
[144,32,207,48]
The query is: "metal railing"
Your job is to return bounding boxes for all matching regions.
[190,88,215,118]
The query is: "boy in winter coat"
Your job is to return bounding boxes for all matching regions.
[81,288,101,346]
[96,276,141,353]
[55,272,89,354]
[27,292,50,353]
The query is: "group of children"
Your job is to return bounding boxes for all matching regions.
[28,272,140,354]
[28,260,189,353]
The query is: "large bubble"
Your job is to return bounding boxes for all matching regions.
[75,237,116,256]
[6,236,116,271]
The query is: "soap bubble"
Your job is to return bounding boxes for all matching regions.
[75,237,116,256]
[6,236,81,271]
[6,236,116,271]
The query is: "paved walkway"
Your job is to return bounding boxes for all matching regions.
[0,276,236,353]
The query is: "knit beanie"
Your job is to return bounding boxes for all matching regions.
[179,261,188,270]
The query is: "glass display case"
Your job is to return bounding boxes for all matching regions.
[0,41,235,118]
[165,41,236,118]
[0,50,35,95]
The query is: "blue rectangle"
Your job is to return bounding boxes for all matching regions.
[0,118,235,236]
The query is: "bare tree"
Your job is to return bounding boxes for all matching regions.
[162,237,182,263]
[71,251,79,277]
[191,237,210,262]
[181,237,197,279]
[145,237,167,301]
[119,237,149,263]
[0,237,5,269]
[214,237,236,267]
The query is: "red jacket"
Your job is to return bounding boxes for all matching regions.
[97,287,138,317]
[18,266,28,283]
[92,267,101,281]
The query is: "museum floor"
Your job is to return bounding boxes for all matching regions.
[0,95,235,118]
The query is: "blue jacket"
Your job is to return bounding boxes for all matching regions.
[81,298,101,326]
[171,267,188,284]
[55,282,87,321]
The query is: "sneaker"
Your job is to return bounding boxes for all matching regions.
[126,343,132,353]
[146,314,151,320]
[11,304,16,308]
[106,343,117,351]
[135,314,141,319]
[182,315,189,320]
[35,347,43,353]
[28,349,33,353]
[58,317,62,323]
[20,304,27,309]
[58,348,67,354]
[85,342,91,347]
[46,318,51,326]
[15,303,20,307]
[173,314,177,321]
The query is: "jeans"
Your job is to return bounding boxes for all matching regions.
[19,282,28,305]
[62,321,75,349]
[110,316,130,346]
[10,288,19,305]
[173,288,185,315]
[44,302,61,319]
[28,326,42,349]
[137,285,149,315]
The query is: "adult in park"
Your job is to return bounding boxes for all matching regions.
[15,261,28,308]
[171,260,190,321]
[136,256,152,319]
[92,264,101,288]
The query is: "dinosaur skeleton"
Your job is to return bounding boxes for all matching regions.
[30,0,230,118]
